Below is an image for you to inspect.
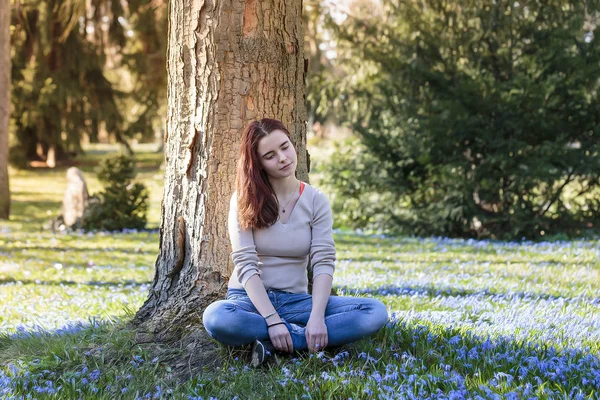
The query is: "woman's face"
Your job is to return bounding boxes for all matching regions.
[256,129,297,180]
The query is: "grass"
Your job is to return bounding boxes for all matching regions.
[0,144,599,399]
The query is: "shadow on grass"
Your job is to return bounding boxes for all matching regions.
[335,283,600,304]
[0,278,150,287]
[9,199,61,213]
[1,315,598,398]
[0,316,223,399]
[336,233,599,253]
[385,318,600,396]
[3,238,158,256]
[3,243,156,254]
[0,250,156,272]
[338,255,586,266]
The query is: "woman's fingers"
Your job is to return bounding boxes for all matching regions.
[308,333,328,352]
[307,333,319,352]
[285,332,294,353]
[276,333,292,353]
[307,332,318,352]
[268,325,294,353]
[273,337,284,352]
[306,319,329,352]
[282,338,290,353]
[317,336,324,350]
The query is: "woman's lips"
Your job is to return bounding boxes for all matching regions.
[280,163,292,170]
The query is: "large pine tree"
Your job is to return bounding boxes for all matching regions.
[322,0,600,239]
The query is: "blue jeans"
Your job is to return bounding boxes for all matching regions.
[203,288,389,351]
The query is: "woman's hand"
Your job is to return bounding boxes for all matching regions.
[306,317,328,353]
[267,323,293,353]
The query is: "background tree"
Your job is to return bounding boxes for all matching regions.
[9,0,167,167]
[322,0,600,239]
[303,0,356,135]
[0,0,9,219]
[303,0,333,134]
[117,0,168,146]
[133,0,309,366]
[82,156,149,232]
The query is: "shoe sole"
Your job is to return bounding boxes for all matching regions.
[251,340,265,367]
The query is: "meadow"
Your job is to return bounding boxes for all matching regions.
[0,144,599,399]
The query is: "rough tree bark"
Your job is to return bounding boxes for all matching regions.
[134,0,309,347]
[0,0,10,219]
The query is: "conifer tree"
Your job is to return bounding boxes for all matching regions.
[9,0,167,166]
[322,0,600,239]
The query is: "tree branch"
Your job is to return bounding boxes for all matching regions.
[537,170,575,218]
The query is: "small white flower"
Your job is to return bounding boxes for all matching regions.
[54,263,63,270]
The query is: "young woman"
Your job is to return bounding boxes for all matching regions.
[203,118,388,366]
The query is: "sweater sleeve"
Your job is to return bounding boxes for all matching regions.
[310,190,336,278]
[228,193,260,286]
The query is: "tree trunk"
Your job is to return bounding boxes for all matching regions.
[0,0,10,219]
[134,0,308,345]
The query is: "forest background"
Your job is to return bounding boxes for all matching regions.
[2,0,599,239]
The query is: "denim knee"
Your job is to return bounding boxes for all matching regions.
[372,298,389,329]
[362,297,389,333]
[203,300,236,340]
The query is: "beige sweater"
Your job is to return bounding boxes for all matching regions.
[227,183,336,294]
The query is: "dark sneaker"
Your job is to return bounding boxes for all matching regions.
[250,339,274,367]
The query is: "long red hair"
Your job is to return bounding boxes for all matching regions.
[236,118,294,229]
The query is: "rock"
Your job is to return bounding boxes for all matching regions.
[62,167,89,228]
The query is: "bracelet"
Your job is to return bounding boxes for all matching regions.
[263,311,278,320]
[267,322,286,328]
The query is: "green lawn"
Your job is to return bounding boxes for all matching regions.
[0,144,599,399]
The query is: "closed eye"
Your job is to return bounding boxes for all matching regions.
[263,143,290,159]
